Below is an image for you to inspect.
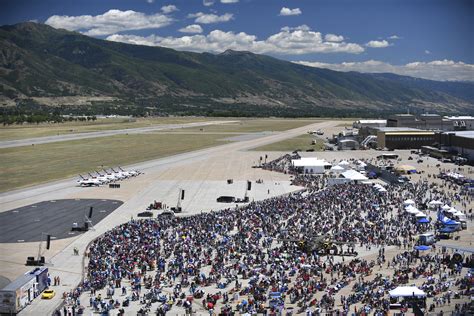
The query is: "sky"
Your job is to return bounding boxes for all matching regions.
[1,0,473,81]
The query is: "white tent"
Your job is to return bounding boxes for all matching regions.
[405,205,419,214]
[341,170,368,181]
[403,199,416,207]
[415,212,427,218]
[330,165,345,172]
[389,286,426,298]
[441,204,451,210]
[292,158,331,174]
[428,200,443,207]
[338,160,350,170]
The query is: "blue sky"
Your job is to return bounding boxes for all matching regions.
[2,0,473,81]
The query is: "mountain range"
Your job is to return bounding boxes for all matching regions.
[1,22,473,117]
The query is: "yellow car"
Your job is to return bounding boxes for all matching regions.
[41,289,55,299]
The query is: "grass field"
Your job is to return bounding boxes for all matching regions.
[0,133,229,192]
[252,133,325,152]
[0,117,217,141]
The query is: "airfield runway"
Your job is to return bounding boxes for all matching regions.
[0,199,123,243]
[0,120,236,148]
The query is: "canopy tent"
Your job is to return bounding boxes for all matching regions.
[428,200,443,207]
[414,245,430,251]
[340,170,368,181]
[403,199,416,207]
[338,160,350,166]
[405,206,420,214]
[439,226,457,233]
[389,286,426,298]
[417,218,430,224]
[441,204,451,210]
[395,165,417,174]
[415,212,427,218]
[330,165,345,172]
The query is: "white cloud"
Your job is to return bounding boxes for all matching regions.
[388,35,401,40]
[425,50,431,55]
[179,24,203,34]
[161,5,178,14]
[203,0,215,6]
[45,9,173,36]
[325,34,344,42]
[293,59,474,82]
[366,40,390,48]
[188,12,234,24]
[147,0,154,3]
[106,25,364,55]
[220,0,239,3]
[279,7,302,16]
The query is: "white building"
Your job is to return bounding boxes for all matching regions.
[353,119,387,129]
[291,157,332,174]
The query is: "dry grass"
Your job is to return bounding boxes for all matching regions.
[0,117,218,141]
[252,133,325,152]
[0,133,229,192]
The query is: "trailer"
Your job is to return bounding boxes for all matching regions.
[0,274,35,314]
[0,267,48,314]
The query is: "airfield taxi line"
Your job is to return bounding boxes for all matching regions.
[77,167,142,187]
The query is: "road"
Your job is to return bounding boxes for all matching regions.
[0,120,237,148]
[0,120,337,315]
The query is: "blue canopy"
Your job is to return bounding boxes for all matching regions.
[415,245,430,251]
[417,218,430,224]
[439,226,456,233]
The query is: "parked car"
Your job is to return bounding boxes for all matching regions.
[42,289,55,299]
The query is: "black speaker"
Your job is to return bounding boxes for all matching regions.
[247,181,251,191]
[181,189,185,200]
[88,206,93,218]
[40,256,45,264]
[84,222,89,230]
[46,235,51,250]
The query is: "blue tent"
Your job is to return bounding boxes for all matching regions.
[415,245,430,251]
[417,218,429,224]
[439,226,456,233]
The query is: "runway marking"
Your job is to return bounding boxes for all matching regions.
[31,205,37,208]
[13,210,19,213]
[17,240,24,242]
[51,236,57,240]
[34,219,40,222]
[68,232,75,235]
[99,210,107,213]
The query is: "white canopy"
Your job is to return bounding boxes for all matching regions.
[389,286,426,298]
[405,205,420,214]
[428,200,443,206]
[338,160,350,166]
[292,157,331,167]
[330,165,345,171]
[341,170,368,181]
[415,212,427,218]
[403,199,416,207]
[441,204,451,210]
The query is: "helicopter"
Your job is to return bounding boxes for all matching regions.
[279,233,357,256]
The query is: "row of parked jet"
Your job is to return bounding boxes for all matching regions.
[78,167,142,186]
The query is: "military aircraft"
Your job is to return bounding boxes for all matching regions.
[77,175,102,187]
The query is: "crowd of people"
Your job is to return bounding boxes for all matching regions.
[53,155,473,316]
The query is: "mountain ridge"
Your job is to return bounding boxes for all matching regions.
[1,22,473,117]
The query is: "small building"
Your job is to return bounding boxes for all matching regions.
[291,157,331,174]
[337,139,359,150]
[444,116,474,131]
[353,119,387,129]
[376,127,435,149]
[436,131,474,162]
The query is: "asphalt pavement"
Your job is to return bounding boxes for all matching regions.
[0,199,122,243]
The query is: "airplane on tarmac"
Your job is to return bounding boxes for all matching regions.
[93,171,112,184]
[118,166,142,177]
[102,169,124,181]
[77,175,102,187]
